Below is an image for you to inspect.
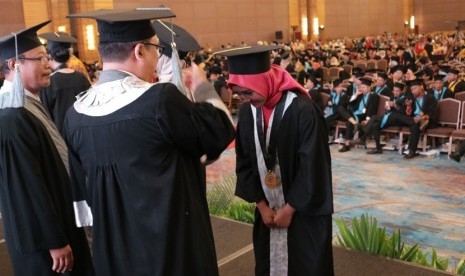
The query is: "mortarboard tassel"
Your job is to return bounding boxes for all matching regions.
[170,42,192,101]
[0,32,25,109]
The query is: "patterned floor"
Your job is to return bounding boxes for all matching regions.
[206,144,465,266]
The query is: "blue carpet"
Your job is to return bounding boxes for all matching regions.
[330,144,465,265]
[207,144,465,266]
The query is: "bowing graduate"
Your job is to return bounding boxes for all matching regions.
[226,46,334,276]
[0,22,93,275]
[64,8,235,276]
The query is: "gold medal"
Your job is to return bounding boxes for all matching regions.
[420,111,424,116]
[265,171,279,189]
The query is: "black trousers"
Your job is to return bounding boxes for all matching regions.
[363,112,419,153]
[325,106,351,133]
[344,113,366,140]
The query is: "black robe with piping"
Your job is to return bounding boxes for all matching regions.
[235,93,334,276]
[0,108,93,276]
[64,81,235,276]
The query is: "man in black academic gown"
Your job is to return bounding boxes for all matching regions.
[0,22,93,275]
[339,77,380,152]
[430,75,453,101]
[374,72,393,99]
[226,46,334,275]
[444,68,465,94]
[370,79,436,159]
[324,78,350,133]
[64,9,235,276]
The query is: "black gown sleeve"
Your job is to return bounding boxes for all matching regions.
[366,93,380,117]
[285,100,333,215]
[156,83,235,159]
[234,105,266,203]
[0,109,68,253]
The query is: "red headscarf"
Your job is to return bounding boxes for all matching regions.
[228,64,308,128]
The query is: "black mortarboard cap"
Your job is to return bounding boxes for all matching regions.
[218,45,282,75]
[377,72,388,80]
[408,78,423,87]
[448,68,460,75]
[67,8,175,43]
[433,75,444,82]
[360,77,373,86]
[306,73,318,85]
[392,65,406,74]
[333,78,343,87]
[418,56,429,65]
[0,21,50,60]
[39,32,77,51]
[209,66,222,75]
[152,20,201,58]
[414,69,426,78]
[393,82,405,90]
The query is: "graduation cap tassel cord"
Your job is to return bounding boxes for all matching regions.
[12,32,25,108]
[171,43,193,101]
[0,32,25,109]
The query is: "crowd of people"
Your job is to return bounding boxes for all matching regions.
[197,31,465,161]
[0,6,465,276]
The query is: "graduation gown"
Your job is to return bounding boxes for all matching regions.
[444,79,465,93]
[40,70,91,135]
[0,108,93,275]
[235,92,334,276]
[429,87,454,101]
[375,85,393,99]
[64,73,235,276]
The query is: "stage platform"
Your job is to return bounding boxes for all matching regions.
[0,216,452,275]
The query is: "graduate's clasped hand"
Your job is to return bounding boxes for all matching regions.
[257,201,296,228]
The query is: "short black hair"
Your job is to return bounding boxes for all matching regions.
[49,48,70,63]
[0,60,10,75]
[98,41,139,62]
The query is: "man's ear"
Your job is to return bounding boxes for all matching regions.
[134,43,144,61]
[7,58,16,71]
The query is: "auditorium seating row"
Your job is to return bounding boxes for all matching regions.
[322,92,465,157]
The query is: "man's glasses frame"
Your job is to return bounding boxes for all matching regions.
[141,42,164,56]
[18,56,52,65]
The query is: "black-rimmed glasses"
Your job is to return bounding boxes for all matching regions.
[141,42,164,56]
[18,56,52,65]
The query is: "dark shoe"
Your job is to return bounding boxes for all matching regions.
[419,119,429,132]
[367,148,383,154]
[404,152,417,159]
[338,145,351,152]
[350,138,365,146]
[449,152,461,163]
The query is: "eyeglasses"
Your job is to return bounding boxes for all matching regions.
[18,56,52,65]
[141,42,164,56]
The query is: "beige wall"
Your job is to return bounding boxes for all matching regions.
[113,0,290,49]
[0,1,26,36]
[415,0,465,33]
[323,0,405,39]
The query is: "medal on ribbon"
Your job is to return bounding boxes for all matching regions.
[265,171,279,189]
